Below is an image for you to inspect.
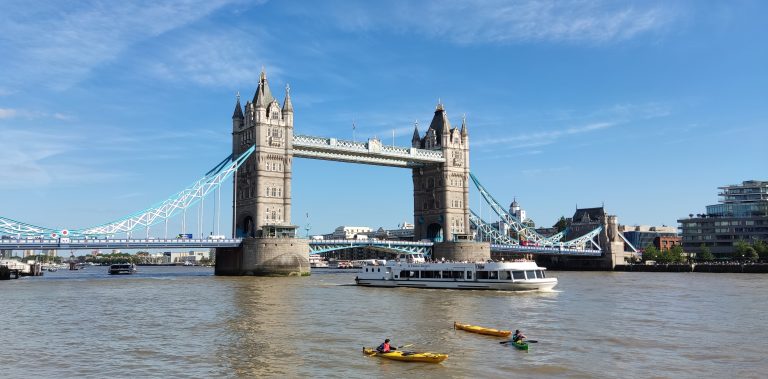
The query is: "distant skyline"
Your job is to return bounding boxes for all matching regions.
[1,0,766,236]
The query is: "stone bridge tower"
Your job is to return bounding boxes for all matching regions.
[217,70,308,276]
[231,70,294,237]
[412,102,489,261]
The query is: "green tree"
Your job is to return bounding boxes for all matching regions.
[667,245,686,263]
[734,240,755,262]
[553,216,569,233]
[746,249,759,262]
[699,244,714,262]
[753,240,768,262]
[643,245,659,262]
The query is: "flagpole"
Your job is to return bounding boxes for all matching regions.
[352,120,356,142]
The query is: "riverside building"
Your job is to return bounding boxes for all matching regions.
[678,180,768,257]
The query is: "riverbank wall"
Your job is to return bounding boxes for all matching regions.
[614,263,768,273]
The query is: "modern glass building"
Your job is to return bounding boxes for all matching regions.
[678,180,768,257]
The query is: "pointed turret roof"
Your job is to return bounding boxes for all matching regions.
[282,84,293,113]
[460,114,467,136]
[411,120,420,142]
[232,92,244,119]
[253,69,274,108]
[428,100,451,137]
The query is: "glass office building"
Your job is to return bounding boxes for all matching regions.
[678,180,768,257]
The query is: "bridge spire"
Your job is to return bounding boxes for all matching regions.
[411,120,421,147]
[232,91,244,120]
[428,99,451,139]
[254,68,273,108]
[460,113,467,137]
[282,83,293,114]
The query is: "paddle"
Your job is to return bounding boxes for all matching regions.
[500,340,538,344]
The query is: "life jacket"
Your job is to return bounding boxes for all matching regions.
[378,342,391,352]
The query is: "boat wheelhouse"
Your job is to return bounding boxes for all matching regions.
[108,263,137,275]
[355,255,557,291]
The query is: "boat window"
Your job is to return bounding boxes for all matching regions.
[377,268,381,272]
[451,271,463,279]
[466,271,472,280]
[441,271,453,278]
[477,271,489,279]
[512,271,525,280]
[488,271,498,280]
[365,268,368,272]
[525,270,536,279]
[538,270,545,278]
[502,271,512,280]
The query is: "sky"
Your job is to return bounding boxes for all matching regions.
[1,0,766,238]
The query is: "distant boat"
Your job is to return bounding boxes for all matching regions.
[108,263,137,275]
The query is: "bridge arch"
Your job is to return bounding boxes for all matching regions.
[426,223,443,242]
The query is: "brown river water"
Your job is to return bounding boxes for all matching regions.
[1,266,766,378]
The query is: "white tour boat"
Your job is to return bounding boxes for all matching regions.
[309,254,329,268]
[355,254,557,291]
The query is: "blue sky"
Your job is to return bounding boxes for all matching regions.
[1,0,766,237]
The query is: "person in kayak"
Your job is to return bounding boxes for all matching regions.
[512,330,526,343]
[376,339,394,353]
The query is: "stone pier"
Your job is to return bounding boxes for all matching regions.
[215,236,309,276]
[431,240,490,262]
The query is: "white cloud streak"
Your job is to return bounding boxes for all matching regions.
[308,0,677,45]
[145,29,274,88]
[0,0,242,90]
[474,121,616,148]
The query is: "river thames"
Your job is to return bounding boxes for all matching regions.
[2,267,766,378]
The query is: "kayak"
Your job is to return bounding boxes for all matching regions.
[362,347,448,363]
[509,340,529,350]
[454,321,511,337]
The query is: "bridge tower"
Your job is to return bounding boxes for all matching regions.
[412,103,490,261]
[216,70,309,276]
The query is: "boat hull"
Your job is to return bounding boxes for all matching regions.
[363,348,447,363]
[454,322,511,337]
[356,278,557,291]
[511,341,529,350]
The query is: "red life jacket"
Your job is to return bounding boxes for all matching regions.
[382,342,390,352]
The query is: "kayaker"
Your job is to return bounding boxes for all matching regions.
[512,330,526,343]
[376,339,393,353]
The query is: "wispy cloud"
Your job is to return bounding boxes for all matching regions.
[0,122,222,189]
[303,0,678,45]
[0,107,74,120]
[474,121,616,148]
[144,28,275,88]
[0,108,17,119]
[0,0,242,91]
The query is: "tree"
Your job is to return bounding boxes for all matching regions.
[746,249,759,262]
[734,240,755,262]
[753,240,768,262]
[667,245,686,263]
[699,244,714,262]
[553,216,569,233]
[643,245,659,262]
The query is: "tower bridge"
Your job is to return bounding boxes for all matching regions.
[1,69,608,273]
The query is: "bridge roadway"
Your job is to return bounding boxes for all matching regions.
[1,238,602,256]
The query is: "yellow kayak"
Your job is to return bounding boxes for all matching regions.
[454,321,511,337]
[362,347,448,363]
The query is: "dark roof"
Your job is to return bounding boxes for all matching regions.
[232,97,244,119]
[571,207,605,223]
[427,104,451,137]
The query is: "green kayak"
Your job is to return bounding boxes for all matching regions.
[511,340,529,350]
